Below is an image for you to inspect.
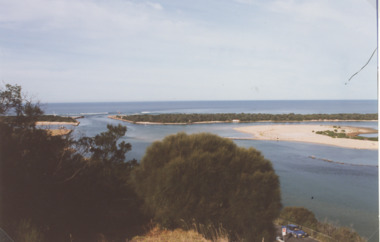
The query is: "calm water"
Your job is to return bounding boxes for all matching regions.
[44,100,378,240]
[43,100,378,116]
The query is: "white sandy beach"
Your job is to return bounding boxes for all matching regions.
[234,125,378,150]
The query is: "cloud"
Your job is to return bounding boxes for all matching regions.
[233,0,259,5]
[0,0,169,37]
[147,2,163,10]
[0,0,377,101]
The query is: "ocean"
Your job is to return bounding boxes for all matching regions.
[44,100,378,241]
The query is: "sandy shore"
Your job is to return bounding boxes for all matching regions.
[47,129,73,136]
[36,121,80,126]
[234,125,378,150]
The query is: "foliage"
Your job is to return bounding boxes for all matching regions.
[316,129,378,141]
[131,226,215,242]
[0,115,77,124]
[315,130,348,138]
[0,84,148,241]
[117,113,378,124]
[78,124,132,164]
[316,223,366,242]
[0,84,43,128]
[278,207,365,242]
[132,132,282,241]
[0,84,23,115]
[36,115,77,122]
[279,207,318,229]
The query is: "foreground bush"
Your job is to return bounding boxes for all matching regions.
[132,132,282,241]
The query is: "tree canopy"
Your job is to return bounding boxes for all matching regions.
[132,132,282,241]
[0,84,147,241]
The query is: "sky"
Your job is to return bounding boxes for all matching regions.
[0,0,377,102]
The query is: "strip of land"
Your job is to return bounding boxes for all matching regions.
[46,129,73,136]
[234,125,378,150]
[0,115,80,126]
[109,113,378,125]
[36,121,79,126]
[109,115,227,125]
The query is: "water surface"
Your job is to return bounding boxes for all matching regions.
[44,100,378,240]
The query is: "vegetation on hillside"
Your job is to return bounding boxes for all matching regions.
[116,113,378,124]
[278,207,366,242]
[132,132,282,241]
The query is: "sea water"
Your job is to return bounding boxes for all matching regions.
[44,100,378,241]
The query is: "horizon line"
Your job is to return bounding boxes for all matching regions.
[41,99,378,104]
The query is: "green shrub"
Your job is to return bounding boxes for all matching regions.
[280,207,318,229]
[132,132,281,241]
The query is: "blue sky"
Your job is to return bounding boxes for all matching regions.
[0,0,377,102]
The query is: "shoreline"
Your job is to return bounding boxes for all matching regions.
[234,125,378,150]
[109,115,226,125]
[109,115,377,149]
[108,115,377,125]
[47,129,73,136]
[36,121,80,126]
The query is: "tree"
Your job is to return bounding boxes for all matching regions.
[0,83,43,128]
[132,132,282,241]
[78,124,132,164]
[0,84,85,240]
[0,84,148,241]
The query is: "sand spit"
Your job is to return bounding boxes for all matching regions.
[47,129,73,136]
[109,115,228,125]
[108,116,187,125]
[234,125,378,150]
[36,121,79,126]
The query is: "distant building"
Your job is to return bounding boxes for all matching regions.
[232,119,240,123]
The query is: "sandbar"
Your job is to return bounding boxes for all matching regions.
[47,129,73,136]
[36,121,79,126]
[234,125,378,150]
